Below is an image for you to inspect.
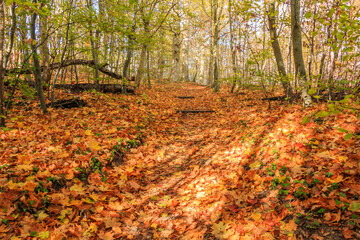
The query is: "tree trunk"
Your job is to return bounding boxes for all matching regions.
[172,12,181,82]
[0,0,6,126]
[229,0,237,93]
[39,8,51,84]
[4,2,16,68]
[267,1,294,101]
[212,0,220,92]
[291,0,312,107]
[30,0,47,114]
[87,0,99,85]
[135,45,146,87]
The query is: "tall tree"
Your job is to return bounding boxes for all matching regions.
[267,0,294,101]
[30,0,47,114]
[0,0,6,126]
[291,0,312,107]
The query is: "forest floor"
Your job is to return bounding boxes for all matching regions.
[0,82,360,240]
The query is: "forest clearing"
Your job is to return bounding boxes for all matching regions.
[1,0,360,239]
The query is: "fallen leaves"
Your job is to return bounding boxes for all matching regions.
[0,83,359,239]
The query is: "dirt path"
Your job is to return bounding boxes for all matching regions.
[111,83,260,239]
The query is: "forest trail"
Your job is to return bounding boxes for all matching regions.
[113,83,244,238]
[1,82,359,239]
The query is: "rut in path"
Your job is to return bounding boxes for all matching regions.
[111,83,263,239]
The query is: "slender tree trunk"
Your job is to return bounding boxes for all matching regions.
[268,1,294,101]
[50,0,72,104]
[213,0,220,92]
[39,6,51,84]
[229,0,237,93]
[146,47,151,88]
[172,11,181,82]
[308,5,317,85]
[291,0,312,107]
[123,26,135,78]
[87,0,99,85]
[135,45,146,87]
[0,0,6,126]
[4,2,16,68]
[317,53,326,88]
[30,0,47,114]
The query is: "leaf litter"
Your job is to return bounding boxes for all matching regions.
[0,82,359,239]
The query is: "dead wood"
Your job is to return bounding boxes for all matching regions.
[47,98,87,109]
[54,83,135,94]
[5,59,135,81]
[176,110,215,113]
[176,96,195,99]
[261,95,286,101]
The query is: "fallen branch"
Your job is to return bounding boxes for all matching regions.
[261,95,286,101]
[176,110,215,113]
[54,83,135,94]
[5,59,135,81]
[176,96,195,99]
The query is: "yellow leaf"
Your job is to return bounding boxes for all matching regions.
[338,156,348,162]
[120,173,128,181]
[37,210,49,221]
[15,164,33,171]
[83,223,98,237]
[229,172,237,179]
[310,140,319,145]
[278,175,287,183]
[7,180,19,190]
[109,201,123,211]
[151,223,157,228]
[70,183,86,194]
[88,139,101,151]
[251,212,262,222]
[108,127,117,133]
[73,137,81,143]
[98,183,110,191]
[328,175,343,183]
[283,219,297,232]
[58,151,70,158]
[212,221,227,236]
[249,161,261,169]
[85,130,93,136]
[89,193,100,201]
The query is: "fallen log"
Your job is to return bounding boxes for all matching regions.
[176,110,215,113]
[5,59,135,81]
[47,98,87,109]
[261,95,286,101]
[54,83,135,94]
[176,96,195,99]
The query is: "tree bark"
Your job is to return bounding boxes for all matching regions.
[267,1,294,101]
[4,2,16,68]
[5,59,131,81]
[291,0,312,107]
[172,9,182,82]
[0,0,6,126]
[212,0,220,92]
[229,0,237,93]
[135,45,146,87]
[30,0,47,114]
[87,0,99,84]
[39,6,51,84]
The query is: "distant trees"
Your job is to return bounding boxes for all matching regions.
[0,0,359,125]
